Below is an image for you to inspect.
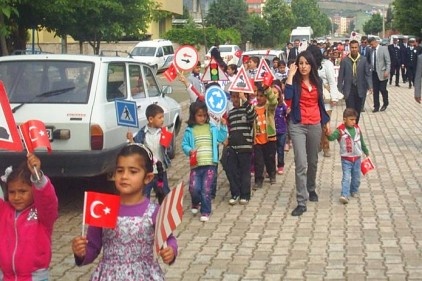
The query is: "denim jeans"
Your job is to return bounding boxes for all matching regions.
[276,133,287,168]
[189,165,217,215]
[144,171,170,201]
[341,158,361,197]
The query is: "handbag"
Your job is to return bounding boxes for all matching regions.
[323,84,331,103]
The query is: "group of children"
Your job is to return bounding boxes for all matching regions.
[0,52,370,281]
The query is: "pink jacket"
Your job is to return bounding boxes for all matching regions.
[0,176,58,281]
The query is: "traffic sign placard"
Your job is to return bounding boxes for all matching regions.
[205,86,228,125]
[115,99,139,128]
[174,45,199,72]
[227,65,254,93]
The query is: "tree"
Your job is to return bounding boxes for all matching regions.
[393,0,422,37]
[363,13,383,35]
[291,0,330,37]
[247,14,271,47]
[0,2,19,55]
[205,0,249,44]
[262,0,294,46]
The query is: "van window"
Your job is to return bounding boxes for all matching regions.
[163,45,174,55]
[131,47,156,57]
[0,60,93,104]
[129,64,146,99]
[107,63,127,101]
[156,47,163,57]
[142,66,160,97]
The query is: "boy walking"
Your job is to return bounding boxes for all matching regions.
[326,108,369,204]
[224,91,256,205]
[127,104,171,201]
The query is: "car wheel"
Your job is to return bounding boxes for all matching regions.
[167,133,176,159]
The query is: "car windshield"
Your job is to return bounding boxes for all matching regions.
[0,60,93,104]
[131,47,157,57]
[218,46,233,52]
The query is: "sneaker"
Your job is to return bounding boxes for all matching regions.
[191,204,199,215]
[284,143,290,152]
[351,192,359,198]
[229,196,239,205]
[339,196,349,204]
[239,199,249,205]
[277,167,284,175]
[309,191,319,202]
[253,182,263,190]
[200,214,209,222]
[291,205,307,216]
[270,177,276,184]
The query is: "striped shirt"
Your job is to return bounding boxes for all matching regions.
[193,124,214,166]
[227,102,256,152]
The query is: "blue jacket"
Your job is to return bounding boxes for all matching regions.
[284,82,330,125]
[133,126,171,169]
[181,123,228,164]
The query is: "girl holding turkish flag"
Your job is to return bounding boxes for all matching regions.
[0,153,58,281]
[72,144,178,280]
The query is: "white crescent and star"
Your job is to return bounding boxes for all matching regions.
[90,200,111,218]
[28,125,46,142]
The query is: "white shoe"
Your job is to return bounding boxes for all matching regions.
[200,215,209,222]
[339,196,349,204]
[191,208,198,215]
[239,199,249,205]
[229,196,239,205]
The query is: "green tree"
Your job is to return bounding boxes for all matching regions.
[263,0,294,46]
[205,0,249,44]
[393,0,422,37]
[247,14,271,47]
[363,13,383,35]
[291,0,330,37]
[0,1,19,55]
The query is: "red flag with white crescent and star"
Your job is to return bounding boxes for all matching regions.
[160,127,173,148]
[163,62,178,82]
[361,157,375,175]
[19,120,52,153]
[154,181,184,258]
[83,191,120,228]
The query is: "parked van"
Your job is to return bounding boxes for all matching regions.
[130,39,174,73]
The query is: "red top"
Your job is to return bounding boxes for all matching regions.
[299,81,321,125]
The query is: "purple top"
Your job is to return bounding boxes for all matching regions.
[275,103,288,134]
[76,198,178,266]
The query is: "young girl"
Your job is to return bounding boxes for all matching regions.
[181,101,228,222]
[0,153,58,281]
[274,84,288,175]
[72,144,177,280]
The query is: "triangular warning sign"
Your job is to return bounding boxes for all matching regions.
[201,58,229,82]
[227,65,254,93]
[120,106,134,122]
[255,58,275,82]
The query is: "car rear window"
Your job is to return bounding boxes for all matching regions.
[131,47,157,57]
[219,46,233,52]
[0,60,93,104]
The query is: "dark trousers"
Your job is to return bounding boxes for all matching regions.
[407,66,415,87]
[254,141,276,183]
[390,64,400,85]
[225,148,252,200]
[372,72,389,109]
[401,66,407,82]
[345,84,363,123]
[276,133,287,167]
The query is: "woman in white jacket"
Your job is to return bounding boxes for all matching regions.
[308,45,343,157]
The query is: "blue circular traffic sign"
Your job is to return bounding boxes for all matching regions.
[205,86,227,115]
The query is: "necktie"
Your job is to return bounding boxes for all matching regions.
[373,48,377,72]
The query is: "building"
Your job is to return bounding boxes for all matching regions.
[246,0,266,16]
[331,15,354,36]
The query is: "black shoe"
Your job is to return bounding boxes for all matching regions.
[409,85,412,89]
[372,108,379,113]
[291,205,307,216]
[309,191,319,202]
[253,181,263,190]
[396,84,400,87]
[380,105,387,111]
[361,108,366,112]
[270,177,276,184]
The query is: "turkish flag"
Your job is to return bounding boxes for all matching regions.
[160,127,173,148]
[361,157,375,175]
[263,72,274,88]
[83,191,120,228]
[163,63,178,82]
[0,81,23,152]
[234,49,242,58]
[19,120,52,153]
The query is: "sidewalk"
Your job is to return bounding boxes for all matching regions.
[164,84,422,280]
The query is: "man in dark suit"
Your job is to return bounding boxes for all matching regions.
[287,39,300,62]
[337,40,373,123]
[388,37,402,86]
[405,38,419,89]
[400,36,409,83]
[369,37,391,112]
[359,36,371,112]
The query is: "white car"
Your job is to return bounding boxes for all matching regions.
[204,45,242,67]
[0,54,182,178]
[130,39,174,73]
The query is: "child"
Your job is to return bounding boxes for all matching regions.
[326,108,369,204]
[275,60,288,81]
[274,84,288,175]
[72,144,178,280]
[0,153,58,280]
[247,56,260,79]
[127,104,170,204]
[181,101,227,222]
[224,91,256,205]
[253,83,278,189]
[178,61,205,103]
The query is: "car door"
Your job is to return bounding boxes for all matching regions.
[127,63,149,130]
[156,47,165,70]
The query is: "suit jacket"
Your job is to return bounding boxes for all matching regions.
[337,54,373,99]
[388,44,402,66]
[415,54,422,99]
[405,47,419,69]
[360,45,370,57]
[370,45,391,81]
[288,47,299,61]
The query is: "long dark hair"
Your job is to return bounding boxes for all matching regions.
[293,50,321,89]
[187,101,209,127]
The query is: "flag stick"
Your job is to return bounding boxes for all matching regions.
[82,191,87,236]
[18,125,40,181]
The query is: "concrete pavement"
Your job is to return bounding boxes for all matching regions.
[50,82,422,280]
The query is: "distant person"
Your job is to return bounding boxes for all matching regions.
[288,39,301,61]
[388,37,403,87]
[405,38,419,89]
[326,108,369,204]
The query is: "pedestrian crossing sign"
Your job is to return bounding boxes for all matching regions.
[115,99,139,128]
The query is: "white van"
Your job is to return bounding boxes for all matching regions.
[130,39,174,73]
